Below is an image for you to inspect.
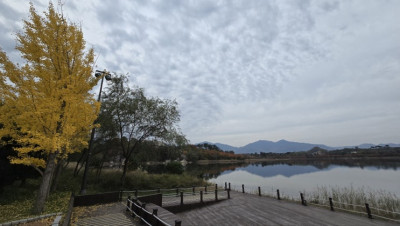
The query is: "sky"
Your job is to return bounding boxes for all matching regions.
[0,0,399,147]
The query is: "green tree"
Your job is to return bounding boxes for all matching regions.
[0,3,98,214]
[98,75,183,186]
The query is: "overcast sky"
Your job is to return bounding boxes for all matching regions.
[1,0,399,147]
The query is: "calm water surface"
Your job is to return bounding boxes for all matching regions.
[184,160,400,198]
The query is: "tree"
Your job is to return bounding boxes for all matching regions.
[98,75,183,186]
[0,3,99,214]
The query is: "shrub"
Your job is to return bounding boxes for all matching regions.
[165,161,184,174]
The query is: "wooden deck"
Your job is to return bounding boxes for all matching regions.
[72,202,139,226]
[72,191,398,225]
[175,191,399,226]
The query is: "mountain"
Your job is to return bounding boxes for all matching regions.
[236,139,335,154]
[358,143,376,149]
[197,141,239,152]
[199,140,400,154]
[214,143,240,152]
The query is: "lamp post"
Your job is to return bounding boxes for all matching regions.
[80,69,111,195]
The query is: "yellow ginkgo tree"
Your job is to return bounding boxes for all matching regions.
[0,3,100,214]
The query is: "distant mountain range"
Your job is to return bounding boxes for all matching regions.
[199,140,400,154]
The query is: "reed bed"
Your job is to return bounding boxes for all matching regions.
[309,185,400,220]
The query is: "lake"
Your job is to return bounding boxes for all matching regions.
[199,159,400,199]
[144,159,397,200]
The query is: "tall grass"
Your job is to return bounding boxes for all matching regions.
[309,185,400,220]
[96,169,208,191]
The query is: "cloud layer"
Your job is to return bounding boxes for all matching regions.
[1,0,399,146]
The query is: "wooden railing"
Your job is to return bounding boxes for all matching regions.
[123,185,231,225]
[126,197,181,226]
[123,185,230,208]
[73,191,122,207]
[62,193,75,226]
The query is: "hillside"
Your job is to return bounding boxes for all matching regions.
[199,140,400,154]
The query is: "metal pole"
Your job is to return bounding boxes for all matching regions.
[80,73,105,195]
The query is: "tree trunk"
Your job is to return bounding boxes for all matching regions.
[120,157,129,188]
[95,153,107,182]
[32,152,57,214]
[73,149,87,177]
[51,159,64,192]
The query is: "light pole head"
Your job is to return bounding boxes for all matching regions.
[94,70,112,80]
[95,70,103,78]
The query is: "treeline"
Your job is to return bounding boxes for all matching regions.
[70,141,245,173]
[185,144,245,162]
[69,138,184,171]
[249,146,400,159]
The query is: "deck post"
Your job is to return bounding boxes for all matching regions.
[258,187,261,196]
[192,186,195,195]
[228,182,231,191]
[200,190,203,203]
[242,184,245,193]
[126,196,131,211]
[215,189,218,201]
[227,189,230,199]
[175,220,182,226]
[153,208,158,216]
[140,203,146,219]
[215,184,218,190]
[176,188,179,197]
[300,193,307,206]
[180,192,184,205]
[277,189,281,200]
[329,197,334,211]
[365,203,373,219]
[225,182,227,190]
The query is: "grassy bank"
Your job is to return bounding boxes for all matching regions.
[0,168,208,223]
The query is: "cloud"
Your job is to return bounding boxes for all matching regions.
[0,0,399,147]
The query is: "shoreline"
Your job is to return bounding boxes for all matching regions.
[195,156,400,164]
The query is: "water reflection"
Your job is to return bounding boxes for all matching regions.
[143,159,400,197]
[202,159,400,198]
[143,159,400,180]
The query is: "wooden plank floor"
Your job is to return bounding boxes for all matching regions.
[75,213,133,226]
[72,202,139,226]
[176,191,399,226]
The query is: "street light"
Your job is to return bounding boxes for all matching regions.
[80,69,111,195]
